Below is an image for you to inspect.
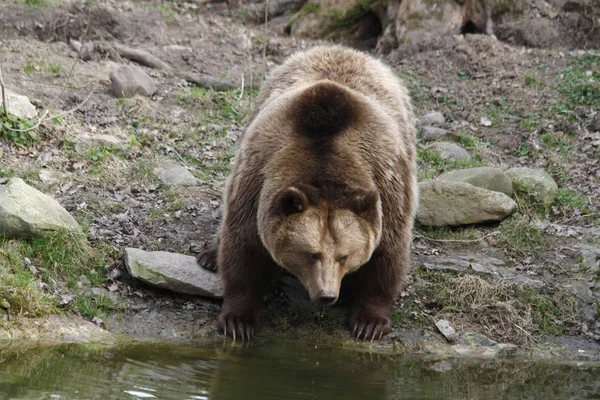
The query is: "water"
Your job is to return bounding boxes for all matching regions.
[0,339,599,400]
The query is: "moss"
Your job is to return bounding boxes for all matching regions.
[328,0,376,29]
[299,2,320,17]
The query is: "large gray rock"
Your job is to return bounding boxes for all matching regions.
[418,111,445,127]
[154,165,200,186]
[5,89,38,119]
[0,178,81,238]
[430,142,471,161]
[505,168,558,205]
[437,167,514,197]
[109,66,157,98]
[123,248,223,298]
[73,133,125,154]
[417,180,517,227]
[420,126,459,142]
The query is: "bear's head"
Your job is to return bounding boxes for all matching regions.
[259,183,382,305]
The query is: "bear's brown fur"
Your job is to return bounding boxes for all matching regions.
[197,45,417,341]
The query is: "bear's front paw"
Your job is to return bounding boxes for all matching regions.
[350,308,392,341]
[217,310,259,341]
[196,249,218,272]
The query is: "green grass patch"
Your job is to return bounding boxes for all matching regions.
[417,146,484,181]
[0,109,38,147]
[553,55,600,119]
[299,2,320,17]
[519,287,578,336]
[70,293,127,320]
[22,230,112,286]
[554,188,589,214]
[499,213,544,256]
[0,240,56,317]
[540,132,573,154]
[23,58,61,75]
[153,2,177,21]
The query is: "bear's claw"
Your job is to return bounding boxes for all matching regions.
[196,249,218,272]
[219,313,257,341]
[351,315,391,341]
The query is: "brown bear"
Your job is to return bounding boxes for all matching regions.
[197,45,417,341]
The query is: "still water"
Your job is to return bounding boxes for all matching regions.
[0,339,599,400]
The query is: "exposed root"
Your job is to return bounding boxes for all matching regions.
[107,43,257,91]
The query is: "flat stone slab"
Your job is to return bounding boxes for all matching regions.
[0,177,81,238]
[123,248,223,299]
[438,167,514,197]
[417,180,517,227]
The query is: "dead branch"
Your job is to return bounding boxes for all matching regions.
[110,43,252,91]
[112,43,172,71]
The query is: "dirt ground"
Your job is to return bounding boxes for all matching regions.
[0,0,599,358]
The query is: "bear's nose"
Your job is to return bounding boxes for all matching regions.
[316,291,338,306]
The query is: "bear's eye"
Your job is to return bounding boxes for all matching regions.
[338,256,348,264]
[309,253,321,263]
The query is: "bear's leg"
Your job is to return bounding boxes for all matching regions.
[217,232,275,341]
[349,249,407,341]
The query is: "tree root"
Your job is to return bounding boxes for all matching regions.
[109,42,257,91]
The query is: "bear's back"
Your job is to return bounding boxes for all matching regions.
[249,46,414,135]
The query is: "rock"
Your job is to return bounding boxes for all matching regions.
[435,319,458,343]
[69,39,82,52]
[437,167,514,197]
[78,42,95,61]
[430,142,471,161]
[418,111,445,127]
[505,168,558,206]
[420,126,459,142]
[0,178,81,238]
[109,66,157,98]
[416,254,506,274]
[38,170,58,185]
[5,89,38,119]
[73,133,125,154]
[417,180,517,227]
[480,116,492,127]
[154,165,200,186]
[123,248,223,298]
[232,33,252,52]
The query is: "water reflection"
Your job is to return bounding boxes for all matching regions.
[0,340,598,399]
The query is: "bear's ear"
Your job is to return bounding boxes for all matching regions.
[274,186,310,216]
[351,189,380,216]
